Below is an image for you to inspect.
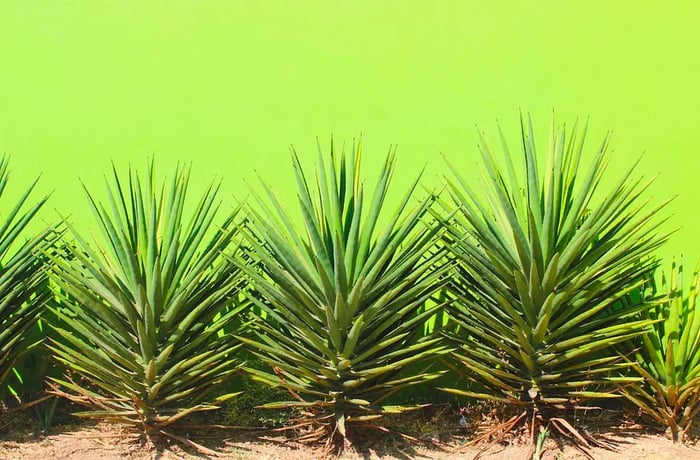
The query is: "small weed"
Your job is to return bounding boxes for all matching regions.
[533,426,549,460]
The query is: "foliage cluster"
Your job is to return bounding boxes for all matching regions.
[0,116,698,455]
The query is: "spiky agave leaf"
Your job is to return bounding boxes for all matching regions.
[0,157,60,395]
[47,161,249,438]
[624,260,700,442]
[439,115,670,444]
[238,140,450,450]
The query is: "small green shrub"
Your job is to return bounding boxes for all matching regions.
[624,260,700,442]
[47,162,250,441]
[238,140,450,452]
[0,157,60,401]
[438,115,670,446]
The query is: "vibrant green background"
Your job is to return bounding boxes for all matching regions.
[1,1,698,263]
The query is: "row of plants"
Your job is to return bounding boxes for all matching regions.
[1,115,699,455]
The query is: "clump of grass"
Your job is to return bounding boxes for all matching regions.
[218,372,295,428]
[382,404,461,442]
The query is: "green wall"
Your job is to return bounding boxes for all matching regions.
[1,1,698,262]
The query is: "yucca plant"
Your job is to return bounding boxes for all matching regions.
[624,260,700,442]
[439,115,670,447]
[47,162,249,444]
[0,157,59,400]
[238,140,450,452]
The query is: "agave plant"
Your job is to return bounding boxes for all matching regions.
[439,116,669,447]
[624,260,700,442]
[238,140,450,451]
[47,162,249,443]
[0,158,59,397]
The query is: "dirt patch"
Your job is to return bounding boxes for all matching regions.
[1,423,700,460]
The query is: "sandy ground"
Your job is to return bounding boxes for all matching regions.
[1,422,699,460]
